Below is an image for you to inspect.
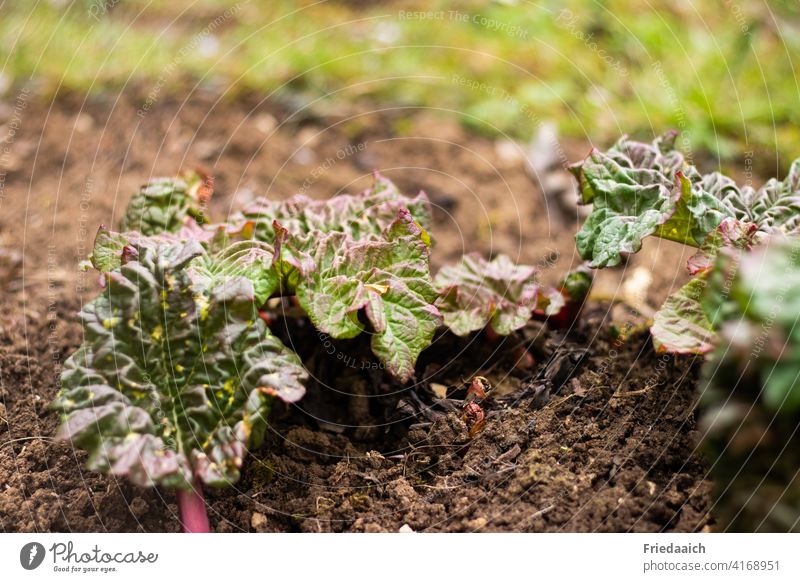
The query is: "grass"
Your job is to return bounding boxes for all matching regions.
[2,0,800,166]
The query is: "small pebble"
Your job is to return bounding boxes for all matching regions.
[251,511,268,531]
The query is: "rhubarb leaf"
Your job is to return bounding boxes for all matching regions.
[651,276,717,354]
[90,226,279,304]
[120,169,213,236]
[570,133,738,267]
[234,173,432,244]
[287,209,440,382]
[652,223,758,354]
[52,241,307,490]
[686,218,759,275]
[572,133,800,268]
[434,254,542,336]
[570,133,689,267]
[90,226,135,273]
[654,171,735,246]
[188,240,280,304]
[729,159,800,236]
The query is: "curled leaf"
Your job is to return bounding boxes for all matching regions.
[435,254,545,336]
[120,169,213,236]
[570,133,689,267]
[233,172,432,244]
[188,240,280,304]
[729,159,800,236]
[568,132,795,268]
[651,276,717,354]
[289,209,441,382]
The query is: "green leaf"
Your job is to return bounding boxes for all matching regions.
[572,133,800,268]
[434,254,542,336]
[730,159,800,235]
[234,172,432,244]
[52,241,307,490]
[572,131,684,205]
[686,218,759,275]
[288,209,441,382]
[654,171,735,246]
[570,134,687,267]
[120,169,213,236]
[651,276,717,354]
[652,223,759,355]
[90,226,135,273]
[188,240,280,304]
[90,225,279,304]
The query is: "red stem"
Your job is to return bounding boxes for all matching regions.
[176,478,211,533]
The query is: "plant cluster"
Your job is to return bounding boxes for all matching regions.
[572,132,800,530]
[55,130,798,533]
[571,131,800,405]
[53,170,589,532]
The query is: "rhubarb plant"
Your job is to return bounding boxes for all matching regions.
[571,132,800,530]
[233,175,440,380]
[570,131,800,354]
[55,170,581,532]
[52,240,306,532]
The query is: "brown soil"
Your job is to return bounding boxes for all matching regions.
[0,93,710,532]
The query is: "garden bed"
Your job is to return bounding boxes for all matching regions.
[0,94,710,532]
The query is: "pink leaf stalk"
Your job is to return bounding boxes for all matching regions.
[176,478,210,533]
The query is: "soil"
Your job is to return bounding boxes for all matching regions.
[0,92,711,532]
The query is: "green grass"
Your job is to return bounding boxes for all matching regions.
[2,0,800,165]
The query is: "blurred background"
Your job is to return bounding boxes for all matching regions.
[2,0,799,165]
